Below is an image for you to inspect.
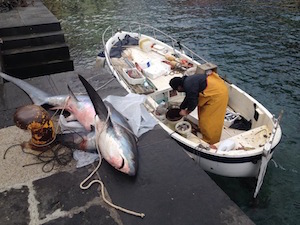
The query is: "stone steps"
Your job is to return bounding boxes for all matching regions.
[0,22,62,37]
[0,3,74,78]
[4,59,74,79]
[1,30,66,50]
[2,43,71,67]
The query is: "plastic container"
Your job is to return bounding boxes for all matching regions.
[138,59,151,70]
[122,68,145,85]
[143,61,171,79]
[175,121,192,138]
[155,102,168,123]
[224,110,240,127]
[139,38,153,52]
[152,44,165,51]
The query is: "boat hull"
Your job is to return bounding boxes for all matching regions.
[179,141,261,177]
[169,120,281,177]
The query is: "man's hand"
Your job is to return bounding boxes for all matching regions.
[179,109,189,116]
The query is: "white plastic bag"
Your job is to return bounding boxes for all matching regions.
[73,150,99,168]
[217,139,236,152]
[58,115,86,133]
[104,93,157,137]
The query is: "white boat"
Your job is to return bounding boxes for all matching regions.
[101,22,282,197]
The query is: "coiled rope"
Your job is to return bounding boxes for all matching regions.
[3,99,73,172]
[79,154,145,218]
[79,108,145,218]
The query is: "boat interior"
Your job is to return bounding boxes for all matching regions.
[104,28,273,153]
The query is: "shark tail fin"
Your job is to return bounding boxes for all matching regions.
[0,72,51,105]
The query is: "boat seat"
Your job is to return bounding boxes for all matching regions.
[216,125,270,150]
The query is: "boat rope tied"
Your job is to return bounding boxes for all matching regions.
[95,77,115,91]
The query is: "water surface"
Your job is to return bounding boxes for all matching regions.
[43,0,300,224]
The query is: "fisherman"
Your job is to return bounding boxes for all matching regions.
[169,71,228,144]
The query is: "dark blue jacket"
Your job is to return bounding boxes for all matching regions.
[180,74,207,111]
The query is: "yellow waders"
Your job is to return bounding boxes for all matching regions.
[198,72,228,144]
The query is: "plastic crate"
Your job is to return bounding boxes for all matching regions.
[122,68,145,85]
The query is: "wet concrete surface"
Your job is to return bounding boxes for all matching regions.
[0,186,30,225]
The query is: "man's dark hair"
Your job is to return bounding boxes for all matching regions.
[169,77,183,90]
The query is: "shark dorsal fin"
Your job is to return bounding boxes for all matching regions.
[78,75,109,122]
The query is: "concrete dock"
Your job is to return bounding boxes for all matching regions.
[0,1,254,224]
[0,66,254,225]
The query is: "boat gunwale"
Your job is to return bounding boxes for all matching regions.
[102,22,209,68]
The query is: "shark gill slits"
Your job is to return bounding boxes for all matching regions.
[118,157,125,169]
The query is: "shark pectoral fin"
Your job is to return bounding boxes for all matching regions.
[59,115,85,133]
[65,114,77,121]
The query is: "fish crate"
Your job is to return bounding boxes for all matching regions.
[122,68,145,85]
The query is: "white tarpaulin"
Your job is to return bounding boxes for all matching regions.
[104,93,157,137]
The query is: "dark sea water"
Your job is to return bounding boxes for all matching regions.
[43,0,300,224]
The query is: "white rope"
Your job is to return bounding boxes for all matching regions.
[79,113,145,218]
[95,77,115,91]
[79,156,145,218]
[74,77,115,95]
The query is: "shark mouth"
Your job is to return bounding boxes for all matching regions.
[118,157,125,170]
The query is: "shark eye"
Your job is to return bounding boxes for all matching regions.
[118,157,125,169]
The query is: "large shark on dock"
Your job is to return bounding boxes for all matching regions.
[78,75,138,176]
[0,72,138,176]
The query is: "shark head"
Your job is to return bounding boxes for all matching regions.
[78,75,138,176]
[94,115,137,176]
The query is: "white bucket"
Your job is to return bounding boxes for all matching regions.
[95,56,105,68]
[139,38,153,52]
[175,121,192,138]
